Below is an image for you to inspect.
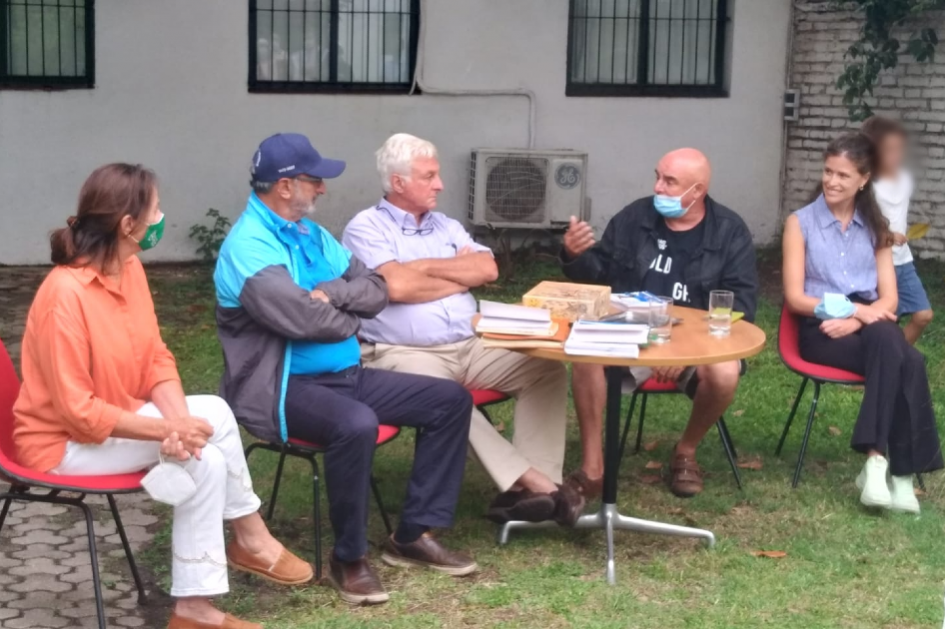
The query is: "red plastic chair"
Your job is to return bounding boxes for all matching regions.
[0,339,147,629]
[617,377,743,488]
[775,305,864,487]
[470,388,511,424]
[243,425,401,581]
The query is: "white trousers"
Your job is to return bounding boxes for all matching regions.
[53,395,262,598]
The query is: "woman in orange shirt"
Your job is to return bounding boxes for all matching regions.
[13,164,310,629]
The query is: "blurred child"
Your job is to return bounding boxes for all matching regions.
[862,116,933,344]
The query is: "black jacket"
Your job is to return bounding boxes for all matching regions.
[562,195,759,322]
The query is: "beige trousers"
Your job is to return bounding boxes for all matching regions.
[361,337,568,491]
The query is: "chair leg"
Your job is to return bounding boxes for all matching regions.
[304,455,322,582]
[616,392,640,465]
[370,476,393,536]
[266,448,290,521]
[716,418,743,490]
[633,393,649,454]
[0,496,12,535]
[776,377,810,456]
[917,473,926,491]
[78,499,107,629]
[792,381,821,488]
[106,494,147,605]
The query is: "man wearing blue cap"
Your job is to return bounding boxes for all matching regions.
[213,133,477,605]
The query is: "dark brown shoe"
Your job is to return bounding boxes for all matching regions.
[381,532,478,576]
[486,490,556,523]
[327,554,389,605]
[565,469,603,500]
[668,445,703,498]
[552,483,586,527]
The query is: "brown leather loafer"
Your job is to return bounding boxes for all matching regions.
[565,469,603,500]
[668,445,704,498]
[327,554,389,605]
[167,613,261,629]
[552,483,586,527]
[486,489,556,523]
[381,532,478,576]
[226,542,313,586]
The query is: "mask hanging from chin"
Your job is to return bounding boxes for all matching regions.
[653,184,698,219]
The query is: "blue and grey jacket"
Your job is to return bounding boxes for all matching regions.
[214,193,388,443]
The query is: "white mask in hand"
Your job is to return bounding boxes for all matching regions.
[141,454,197,506]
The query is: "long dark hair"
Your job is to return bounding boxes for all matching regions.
[50,164,157,268]
[812,133,892,249]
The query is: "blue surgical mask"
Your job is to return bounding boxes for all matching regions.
[653,184,698,219]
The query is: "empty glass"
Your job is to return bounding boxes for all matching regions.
[648,296,673,344]
[708,290,735,337]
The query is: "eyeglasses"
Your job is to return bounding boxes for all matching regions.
[378,205,434,236]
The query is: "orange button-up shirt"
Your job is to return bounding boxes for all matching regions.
[13,256,181,472]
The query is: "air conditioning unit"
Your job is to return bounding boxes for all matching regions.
[467,148,588,229]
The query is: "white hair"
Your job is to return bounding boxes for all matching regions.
[376,133,438,193]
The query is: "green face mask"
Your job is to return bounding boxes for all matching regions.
[133,213,165,251]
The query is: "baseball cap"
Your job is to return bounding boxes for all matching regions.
[250,133,346,183]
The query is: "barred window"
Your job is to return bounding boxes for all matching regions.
[250,0,419,93]
[567,0,728,97]
[1,0,93,88]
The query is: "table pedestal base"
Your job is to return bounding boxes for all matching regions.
[497,503,716,585]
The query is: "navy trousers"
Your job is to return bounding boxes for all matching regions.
[283,366,472,562]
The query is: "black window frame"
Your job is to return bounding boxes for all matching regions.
[0,0,95,89]
[566,0,729,98]
[248,0,420,95]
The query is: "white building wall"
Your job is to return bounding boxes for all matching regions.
[0,0,791,265]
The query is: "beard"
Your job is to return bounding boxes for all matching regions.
[289,193,317,219]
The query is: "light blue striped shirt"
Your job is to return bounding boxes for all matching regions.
[795,194,878,301]
[342,198,492,346]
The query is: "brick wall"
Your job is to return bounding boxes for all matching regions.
[786,1,945,257]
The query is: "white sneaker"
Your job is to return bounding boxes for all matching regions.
[858,456,892,509]
[889,475,920,514]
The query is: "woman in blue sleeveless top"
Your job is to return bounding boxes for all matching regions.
[782,133,942,514]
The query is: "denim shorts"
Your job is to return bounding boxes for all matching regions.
[895,261,931,316]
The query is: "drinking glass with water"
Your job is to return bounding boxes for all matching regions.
[648,296,673,344]
[708,290,734,337]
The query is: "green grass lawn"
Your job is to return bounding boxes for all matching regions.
[144,252,945,629]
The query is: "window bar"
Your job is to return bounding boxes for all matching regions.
[73,0,78,76]
[679,0,686,84]
[623,0,633,85]
[24,0,29,76]
[665,0,671,85]
[713,0,726,89]
[636,0,648,85]
[269,1,274,81]
[57,0,63,77]
[0,0,8,78]
[694,0,701,83]
[595,0,603,83]
[248,0,255,84]
[565,0,574,84]
[40,0,46,76]
[302,4,308,81]
[380,1,385,83]
[328,0,337,82]
[608,0,616,83]
[582,0,589,82]
[409,0,419,85]
[349,0,354,82]
[86,0,94,83]
[366,0,371,83]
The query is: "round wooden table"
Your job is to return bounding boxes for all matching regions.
[496,305,766,585]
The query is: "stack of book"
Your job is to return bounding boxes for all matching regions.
[475,301,568,349]
[564,320,649,358]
